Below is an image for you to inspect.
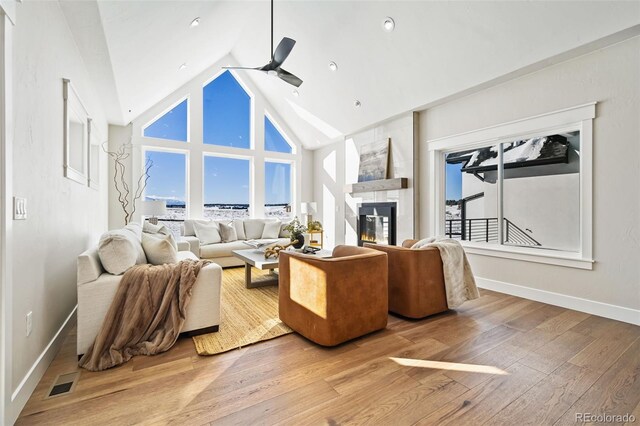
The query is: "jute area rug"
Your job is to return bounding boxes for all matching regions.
[192,267,293,356]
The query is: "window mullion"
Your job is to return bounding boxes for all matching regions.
[497,143,504,245]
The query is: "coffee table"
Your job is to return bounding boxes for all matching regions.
[232,248,332,288]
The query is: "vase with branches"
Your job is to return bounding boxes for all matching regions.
[103,142,153,225]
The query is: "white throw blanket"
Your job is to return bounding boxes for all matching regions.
[414,237,480,308]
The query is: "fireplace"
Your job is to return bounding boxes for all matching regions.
[357,202,397,246]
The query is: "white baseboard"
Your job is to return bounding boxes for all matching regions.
[476,277,640,326]
[8,305,76,424]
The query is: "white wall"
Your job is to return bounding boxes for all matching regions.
[7,1,108,421]
[109,56,314,229]
[420,37,640,314]
[314,114,417,249]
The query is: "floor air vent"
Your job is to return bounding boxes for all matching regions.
[46,372,79,399]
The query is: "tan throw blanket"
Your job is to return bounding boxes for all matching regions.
[79,259,210,371]
[418,237,480,308]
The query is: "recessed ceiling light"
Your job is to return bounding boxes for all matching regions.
[382,17,395,32]
[328,61,338,71]
[179,63,187,70]
[354,100,361,108]
[190,17,201,27]
[292,89,299,97]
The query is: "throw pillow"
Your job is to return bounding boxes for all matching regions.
[143,220,163,234]
[232,219,246,240]
[219,223,238,242]
[411,237,435,249]
[98,228,147,275]
[193,221,222,245]
[261,221,281,239]
[243,219,266,240]
[279,221,292,238]
[141,233,178,265]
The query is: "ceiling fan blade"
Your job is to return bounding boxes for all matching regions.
[272,37,296,68]
[277,68,303,87]
[222,66,263,70]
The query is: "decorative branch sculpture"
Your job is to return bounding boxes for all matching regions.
[102,142,153,225]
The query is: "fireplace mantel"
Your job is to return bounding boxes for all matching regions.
[344,177,408,194]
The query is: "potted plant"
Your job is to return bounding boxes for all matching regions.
[283,217,308,249]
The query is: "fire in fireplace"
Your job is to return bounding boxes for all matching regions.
[357,202,397,246]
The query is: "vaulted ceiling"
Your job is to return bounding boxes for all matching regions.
[60,0,640,149]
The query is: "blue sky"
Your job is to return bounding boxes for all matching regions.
[203,71,250,148]
[143,70,292,206]
[265,162,291,204]
[265,116,293,153]
[145,151,186,203]
[143,99,188,141]
[446,162,463,201]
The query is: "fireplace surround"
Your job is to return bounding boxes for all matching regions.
[357,202,397,246]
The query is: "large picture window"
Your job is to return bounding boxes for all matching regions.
[429,101,594,269]
[265,161,292,218]
[203,71,251,148]
[144,150,187,235]
[203,155,250,220]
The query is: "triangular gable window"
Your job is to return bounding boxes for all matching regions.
[203,71,251,148]
[265,116,293,154]
[143,99,188,142]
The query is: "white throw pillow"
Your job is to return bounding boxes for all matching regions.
[411,237,435,249]
[141,233,178,265]
[98,228,147,275]
[243,219,266,240]
[261,221,281,239]
[219,223,238,242]
[232,219,246,240]
[280,221,292,238]
[193,221,222,245]
[183,219,212,237]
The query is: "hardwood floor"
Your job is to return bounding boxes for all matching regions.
[17,268,640,425]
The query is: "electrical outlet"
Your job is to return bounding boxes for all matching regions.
[14,196,27,220]
[26,311,33,337]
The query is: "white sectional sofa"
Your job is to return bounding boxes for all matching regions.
[181,218,291,267]
[76,226,222,357]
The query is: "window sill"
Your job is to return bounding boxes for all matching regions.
[461,242,594,270]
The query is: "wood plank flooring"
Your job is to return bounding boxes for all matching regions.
[17,267,640,425]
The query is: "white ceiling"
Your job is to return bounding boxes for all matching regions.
[60,0,640,149]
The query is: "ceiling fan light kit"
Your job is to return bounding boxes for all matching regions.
[223,0,303,87]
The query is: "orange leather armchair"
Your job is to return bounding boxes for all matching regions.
[365,240,448,319]
[278,245,388,346]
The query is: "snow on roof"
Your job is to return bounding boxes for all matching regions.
[446,135,569,172]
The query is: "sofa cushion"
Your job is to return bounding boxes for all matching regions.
[220,223,238,242]
[141,233,178,265]
[193,221,222,245]
[232,219,246,240]
[243,219,267,240]
[98,227,147,275]
[183,219,212,237]
[261,220,281,239]
[200,241,251,259]
[143,221,172,237]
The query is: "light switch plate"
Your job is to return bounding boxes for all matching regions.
[13,197,27,220]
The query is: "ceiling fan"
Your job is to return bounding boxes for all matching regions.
[223,0,303,87]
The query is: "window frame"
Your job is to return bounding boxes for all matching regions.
[427,102,595,270]
[141,146,191,219]
[141,96,190,143]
